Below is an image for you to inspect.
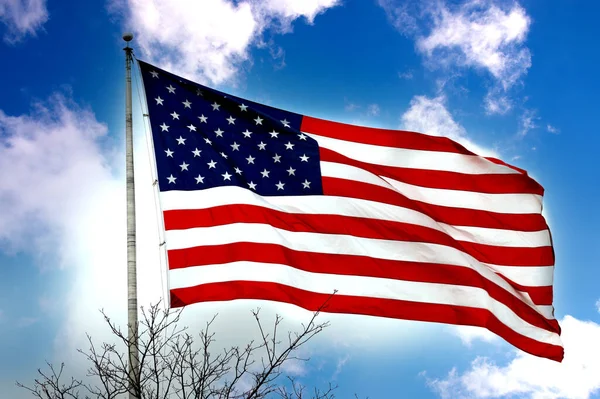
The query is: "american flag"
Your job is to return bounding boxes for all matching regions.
[138,60,562,362]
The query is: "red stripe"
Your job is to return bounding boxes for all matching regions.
[168,241,554,306]
[322,177,549,232]
[164,206,554,267]
[320,148,544,195]
[301,116,537,185]
[497,275,554,307]
[167,242,559,333]
[301,115,479,155]
[170,281,564,362]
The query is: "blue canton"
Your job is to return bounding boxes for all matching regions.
[138,60,323,196]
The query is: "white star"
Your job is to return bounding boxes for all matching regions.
[187,124,197,132]
[196,89,203,96]
[276,181,285,190]
[192,148,201,157]
[220,152,228,159]
[207,160,217,169]
[299,154,309,162]
[269,130,279,138]
[198,114,208,123]
[284,142,295,150]
[195,175,205,184]
[247,181,257,190]
[260,169,270,178]
[234,167,243,175]
[150,71,159,78]
[298,133,307,140]
[246,155,255,164]
[242,129,252,138]
[170,112,180,120]
[155,96,164,105]
[302,179,311,189]
[239,103,248,111]
[179,162,189,171]
[286,166,296,176]
[254,116,263,125]
[231,142,240,151]
[160,123,169,132]
[204,137,212,145]
[182,99,192,108]
[167,174,177,184]
[222,171,232,181]
[166,85,176,94]
[273,154,281,163]
[211,102,220,111]
[257,142,267,150]
[214,128,224,137]
[226,116,236,125]
[164,148,174,158]
[176,136,186,145]
[281,119,290,128]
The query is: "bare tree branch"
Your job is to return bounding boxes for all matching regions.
[16,362,84,399]
[17,292,352,399]
[276,376,338,399]
[242,290,338,399]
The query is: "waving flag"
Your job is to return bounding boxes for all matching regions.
[138,60,562,362]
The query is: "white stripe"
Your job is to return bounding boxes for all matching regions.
[308,132,519,175]
[439,224,551,248]
[165,223,554,317]
[484,264,554,288]
[160,187,551,248]
[322,162,543,214]
[169,262,561,346]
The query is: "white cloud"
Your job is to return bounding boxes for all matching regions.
[331,354,350,380]
[416,1,531,90]
[344,101,360,112]
[0,93,134,387]
[426,315,600,399]
[484,92,512,115]
[450,325,500,347]
[401,95,464,139]
[0,94,111,259]
[380,0,532,115]
[255,0,339,27]
[377,0,421,36]
[280,357,309,377]
[0,0,48,43]
[400,94,498,157]
[398,69,414,80]
[518,109,538,137]
[366,103,381,117]
[595,299,600,314]
[343,101,382,120]
[547,124,560,134]
[112,0,338,84]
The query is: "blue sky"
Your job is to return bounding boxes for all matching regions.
[1,0,600,398]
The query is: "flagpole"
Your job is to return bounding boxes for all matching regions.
[123,32,139,399]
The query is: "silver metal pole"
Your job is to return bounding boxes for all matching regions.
[123,32,139,399]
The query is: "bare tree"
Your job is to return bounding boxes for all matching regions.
[17,293,357,399]
[16,362,84,399]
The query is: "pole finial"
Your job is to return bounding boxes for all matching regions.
[123,32,134,42]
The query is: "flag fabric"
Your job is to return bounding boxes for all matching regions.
[138,60,563,362]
